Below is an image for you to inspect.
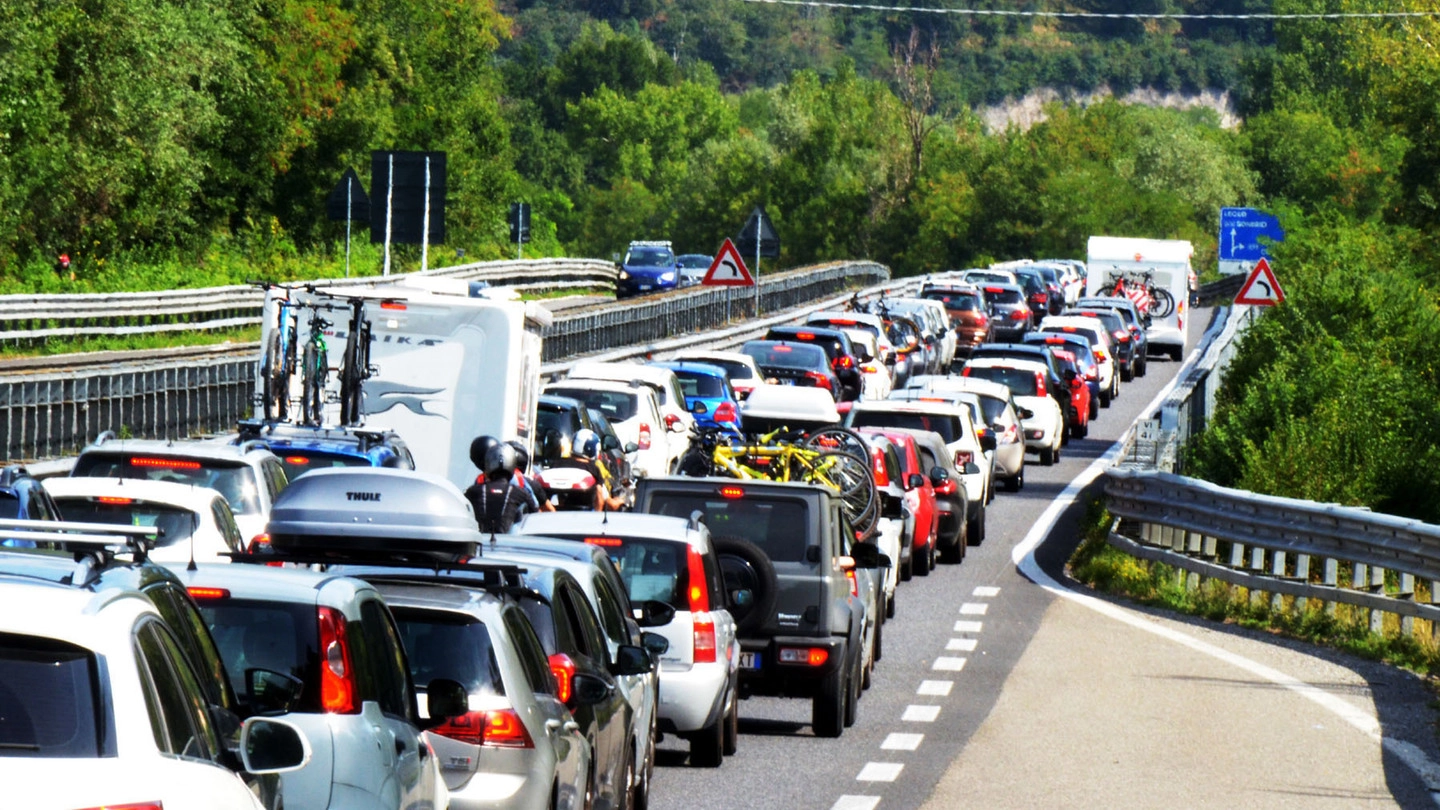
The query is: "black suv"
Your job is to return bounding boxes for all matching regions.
[635,477,888,738]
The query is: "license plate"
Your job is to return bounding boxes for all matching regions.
[639,284,653,291]
[739,652,761,670]
[780,379,796,385]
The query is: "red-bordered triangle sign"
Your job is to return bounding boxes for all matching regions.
[1234,257,1285,306]
[701,238,755,287]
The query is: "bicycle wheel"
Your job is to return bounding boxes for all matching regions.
[1149,287,1175,318]
[804,427,870,461]
[261,330,286,421]
[339,327,364,426]
[302,343,327,426]
[809,451,877,537]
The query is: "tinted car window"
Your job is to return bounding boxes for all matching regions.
[698,359,754,381]
[392,609,503,696]
[275,451,372,481]
[518,598,560,656]
[982,288,1025,306]
[548,388,639,422]
[198,599,321,714]
[135,620,218,761]
[652,496,811,562]
[849,411,960,443]
[540,534,690,607]
[358,600,411,718]
[503,607,557,696]
[52,499,200,549]
[0,633,105,757]
[537,403,583,438]
[966,366,1039,396]
[922,290,981,311]
[591,575,631,647]
[625,247,674,267]
[72,455,262,516]
[742,342,828,370]
[675,372,726,399]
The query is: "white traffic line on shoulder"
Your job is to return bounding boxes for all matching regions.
[881,733,925,751]
[972,586,1001,597]
[916,680,953,696]
[958,602,988,615]
[931,657,966,672]
[902,704,942,722]
[856,762,905,782]
[830,795,880,810]
[945,638,978,652]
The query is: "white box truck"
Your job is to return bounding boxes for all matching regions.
[258,277,549,490]
[1085,236,1193,361]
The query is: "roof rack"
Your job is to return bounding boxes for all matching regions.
[0,517,162,587]
[228,552,526,586]
[628,240,673,248]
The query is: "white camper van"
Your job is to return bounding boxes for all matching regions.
[257,277,549,490]
[1085,236,1193,361]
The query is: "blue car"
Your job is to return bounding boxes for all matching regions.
[234,420,415,482]
[616,240,679,299]
[650,361,742,434]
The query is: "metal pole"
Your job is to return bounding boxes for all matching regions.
[383,155,394,276]
[420,156,431,272]
[754,215,762,317]
[344,176,352,278]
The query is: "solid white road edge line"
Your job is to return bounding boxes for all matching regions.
[1009,348,1440,799]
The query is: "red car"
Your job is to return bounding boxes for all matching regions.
[1049,348,1091,439]
[856,427,939,578]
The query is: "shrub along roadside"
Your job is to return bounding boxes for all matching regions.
[1069,495,1440,678]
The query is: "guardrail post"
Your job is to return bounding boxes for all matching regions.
[1228,540,1245,569]
[1294,554,1311,612]
[1369,566,1386,635]
[1271,551,1287,614]
[1249,546,1267,608]
[1431,581,1440,641]
[1400,573,1416,636]
[1324,558,1339,617]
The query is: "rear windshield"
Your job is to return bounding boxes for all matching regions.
[1075,310,1123,332]
[196,599,321,714]
[542,535,690,607]
[849,411,961,443]
[0,633,104,758]
[51,498,200,549]
[548,387,639,422]
[651,495,810,563]
[391,609,503,697]
[537,403,583,439]
[72,455,262,516]
[966,366,1038,397]
[742,342,827,370]
[982,288,1024,306]
[973,395,1007,425]
[273,450,371,482]
[771,331,843,360]
[1041,326,1101,346]
[697,359,754,381]
[675,372,726,399]
[921,290,980,311]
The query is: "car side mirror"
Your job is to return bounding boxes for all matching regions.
[423,678,469,726]
[624,441,639,454]
[1017,407,1034,420]
[964,462,981,475]
[850,541,882,569]
[245,668,305,715]
[906,472,925,490]
[641,631,670,657]
[612,644,653,676]
[602,434,621,452]
[633,599,676,628]
[979,432,997,452]
[571,673,612,706]
[238,716,311,775]
[691,401,708,415]
[929,465,949,484]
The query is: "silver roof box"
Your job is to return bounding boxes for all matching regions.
[266,468,482,559]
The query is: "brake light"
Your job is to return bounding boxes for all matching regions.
[317,607,357,714]
[186,587,230,600]
[778,647,829,666]
[960,367,972,376]
[796,332,815,340]
[1034,372,1047,398]
[638,423,652,450]
[872,452,888,487]
[686,546,711,612]
[803,371,833,390]
[954,450,973,468]
[1086,367,1099,381]
[664,413,681,430]
[285,456,311,465]
[984,286,1004,294]
[846,568,858,597]
[1043,336,1065,344]
[431,709,534,748]
[549,653,576,704]
[584,536,622,547]
[834,355,855,370]
[1094,349,1108,362]
[1029,293,1046,304]
[380,300,407,310]
[1010,310,1028,321]
[934,479,957,496]
[130,457,201,470]
[1113,330,1130,342]
[97,496,133,505]
[692,614,717,664]
[772,345,792,353]
[714,400,737,423]
[719,485,744,499]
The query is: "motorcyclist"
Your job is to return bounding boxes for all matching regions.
[464,436,538,533]
[547,428,626,512]
[508,439,554,513]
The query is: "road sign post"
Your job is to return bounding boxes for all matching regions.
[737,207,779,317]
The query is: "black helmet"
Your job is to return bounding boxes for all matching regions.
[470,435,501,470]
[507,440,530,474]
[482,443,518,479]
[538,430,564,463]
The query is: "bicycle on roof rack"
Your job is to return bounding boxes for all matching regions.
[253,280,302,422]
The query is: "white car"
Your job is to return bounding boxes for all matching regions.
[567,361,695,469]
[888,298,957,370]
[961,358,1066,466]
[804,311,900,378]
[43,477,246,565]
[885,388,998,501]
[543,379,673,479]
[839,329,892,400]
[1037,315,1119,406]
[0,578,310,810]
[668,350,765,401]
[905,376,1027,491]
[514,512,741,767]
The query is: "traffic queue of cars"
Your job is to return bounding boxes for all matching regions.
[0,258,1166,810]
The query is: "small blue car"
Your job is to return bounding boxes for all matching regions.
[616,241,679,299]
[235,420,415,482]
[649,361,742,434]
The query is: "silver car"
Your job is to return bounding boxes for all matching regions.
[515,511,741,767]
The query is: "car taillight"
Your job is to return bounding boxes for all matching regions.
[638,424,652,450]
[1095,348,1108,362]
[186,587,230,600]
[432,709,534,748]
[692,614,717,664]
[97,496,133,505]
[846,568,858,597]
[1034,372,1047,398]
[1113,330,1130,343]
[778,647,829,666]
[954,450,973,468]
[686,546,711,612]
[549,653,577,704]
[130,456,201,470]
[934,479,957,496]
[834,355,855,370]
[1011,309,1028,321]
[804,371,833,390]
[1029,293,1046,304]
[871,452,888,487]
[664,413,681,430]
[317,607,357,714]
[960,367,972,377]
[714,401,737,423]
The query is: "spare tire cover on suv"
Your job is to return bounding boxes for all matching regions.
[711,536,778,636]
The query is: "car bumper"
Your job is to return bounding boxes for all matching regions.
[736,635,847,699]
[657,661,731,733]
[1022,420,1059,450]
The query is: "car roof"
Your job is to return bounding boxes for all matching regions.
[741,385,841,422]
[652,360,730,380]
[806,311,886,329]
[966,357,1049,373]
[569,362,679,389]
[545,378,650,397]
[670,349,759,367]
[915,376,1013,400]
[79,437,274,463]
[368,579,508,615]
[0,578,153,643]
[850,399,968,417]
[516,511,705,546]
[44,477,228,511]
[974,282,1024,294]
[179,560,363,602]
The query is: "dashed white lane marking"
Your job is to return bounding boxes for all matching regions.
[946,638,978,652]
[830,796,880,810]
[917,680,953,696]
[903,704,942,722]
[953,620,984,633]
[932,656,967,671]
[857,762,905,782]
[882,732,925,751]
[959,602,989,615]
[973,586,1001,597]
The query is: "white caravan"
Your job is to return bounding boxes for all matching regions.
[258,277,549,490]
[1085,236,1193,361]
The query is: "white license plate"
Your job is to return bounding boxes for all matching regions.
[639,284,653,291]
[739,652,761,670]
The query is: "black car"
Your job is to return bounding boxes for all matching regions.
[1076,295,1149,378]
[740,340,844,398]
[1012,266,1064,318]
[976,284,1033,342]
[763,325,865,401]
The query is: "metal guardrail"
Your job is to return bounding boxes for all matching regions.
[0,258,618,343]
[0,260,893,461]
[1102,297,1440,638]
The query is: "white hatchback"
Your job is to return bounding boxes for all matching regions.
[961,358,1067,466]
[43,477,246,565]
[543,379,672,479]
[567,362,695,471]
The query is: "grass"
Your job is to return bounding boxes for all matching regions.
[1069,495,1440,677]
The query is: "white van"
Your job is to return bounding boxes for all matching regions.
[1085,236,1193,361]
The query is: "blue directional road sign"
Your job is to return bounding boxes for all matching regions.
[1219,207,1284,262]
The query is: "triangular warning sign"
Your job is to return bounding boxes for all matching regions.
[1234,257,1285,306]
[702,238,755,287]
